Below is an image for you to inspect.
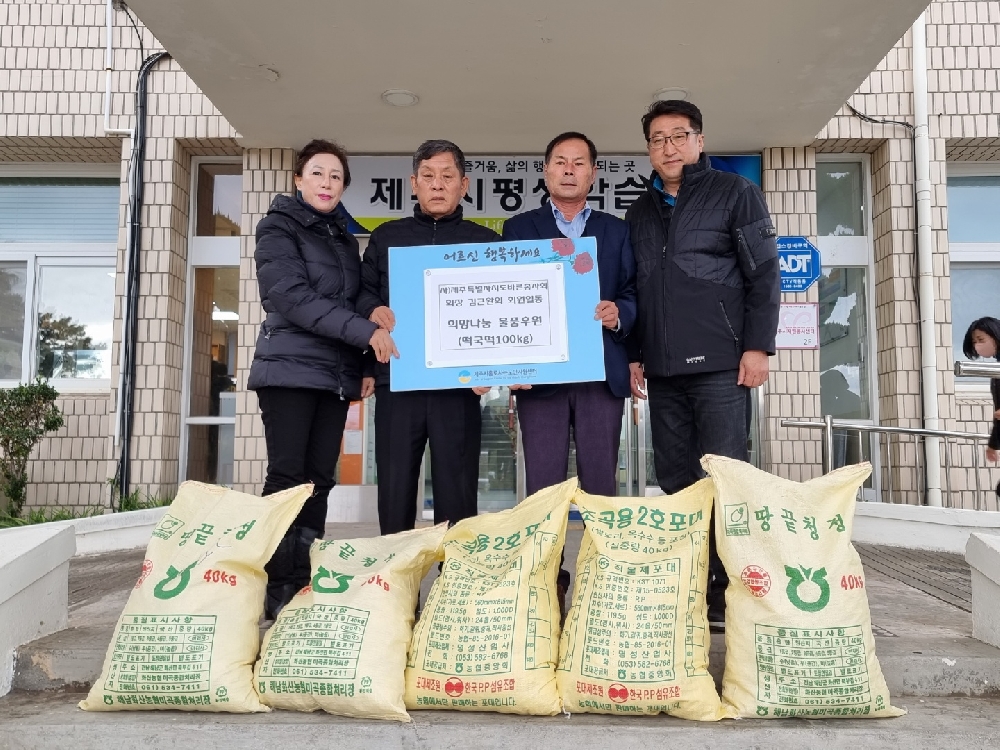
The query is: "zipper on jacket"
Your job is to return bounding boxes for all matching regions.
[719,301,739,351]
[736,228,756,271]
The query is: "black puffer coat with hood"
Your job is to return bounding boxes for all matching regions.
[247,194,378,400]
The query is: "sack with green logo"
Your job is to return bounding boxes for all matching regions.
[79,482,311,713]
[702,455,904,719]
[254,524,447,721]
[556,480,733,720]
[404,479,574,715]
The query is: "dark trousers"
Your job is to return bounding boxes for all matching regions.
[257,386,349,533]
[646,370,750,600]
[374,386,482,535]
[516,381,625,589]
[516,382,625,496]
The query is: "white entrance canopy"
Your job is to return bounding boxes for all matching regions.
[126,0,929,153]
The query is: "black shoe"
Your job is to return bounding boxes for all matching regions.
[264,525,320,620]
[707,591,726,633]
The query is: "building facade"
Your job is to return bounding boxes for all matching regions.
[2,0,999,514]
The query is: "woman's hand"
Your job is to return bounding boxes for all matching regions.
[361,377,375,399]
[370,306,396,332]
[988,447,999,463]
[472,386,491,396]
[369,329,400,364]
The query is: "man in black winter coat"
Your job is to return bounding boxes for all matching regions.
[356,140,499,534]
[625,100,780,629]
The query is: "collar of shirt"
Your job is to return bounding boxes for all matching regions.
[550,201,592,238]
[652,174,677,206]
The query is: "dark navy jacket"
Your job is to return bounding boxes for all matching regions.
[501,206,637,399]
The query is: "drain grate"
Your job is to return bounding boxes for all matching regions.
[855,544,972,613]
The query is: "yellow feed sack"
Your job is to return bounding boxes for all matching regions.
[79,481,311,713]
[254,524,447,721]
[702,455,905,719]
[404,479,574,715]
[557,481,732,721]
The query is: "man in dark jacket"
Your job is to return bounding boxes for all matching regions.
[502,132,637,615]
[625,100,780,629]
[357,140,499,534]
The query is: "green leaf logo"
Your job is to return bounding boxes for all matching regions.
[784,565,830,612]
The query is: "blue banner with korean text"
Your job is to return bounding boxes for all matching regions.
[388,237,606,391]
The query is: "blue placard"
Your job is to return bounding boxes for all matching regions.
[777,236,822,293]
[388,237,607,391]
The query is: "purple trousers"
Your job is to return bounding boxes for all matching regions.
[516,381,625,497]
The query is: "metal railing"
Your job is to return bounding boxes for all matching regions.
[781,415,997,510]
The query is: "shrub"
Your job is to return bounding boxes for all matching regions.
[0,379,64,518]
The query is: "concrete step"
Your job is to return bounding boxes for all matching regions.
[1,690,998,750]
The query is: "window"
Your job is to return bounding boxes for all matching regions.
[947,165,1000,387]
[0,173,118,388]
[181,159,243,486]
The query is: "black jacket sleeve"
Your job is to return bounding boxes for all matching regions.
[731,183,780,355]
[613,229,637,342]
[255,217,377,349]
[356,231,387,321]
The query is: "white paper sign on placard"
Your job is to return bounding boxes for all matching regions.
[423,263,569,368]
[775,302,820,349]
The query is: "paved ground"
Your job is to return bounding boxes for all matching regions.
[0,691,998,749]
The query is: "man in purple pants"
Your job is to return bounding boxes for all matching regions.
[501,132,637,617]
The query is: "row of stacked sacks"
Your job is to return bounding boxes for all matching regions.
[79,456,905,722]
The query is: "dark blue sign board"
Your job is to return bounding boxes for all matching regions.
[777,236,821,294]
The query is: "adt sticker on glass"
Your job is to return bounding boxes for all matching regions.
[388,237,606,391]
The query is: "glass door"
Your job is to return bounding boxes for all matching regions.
[816,157,879,497]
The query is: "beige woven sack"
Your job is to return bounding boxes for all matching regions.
[254,524,447,721]
[557,481,732,720]
[79,482,311,713]
[404,479,574,715]
[702,455,905,719]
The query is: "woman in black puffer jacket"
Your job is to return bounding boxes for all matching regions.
[248,139,397,618]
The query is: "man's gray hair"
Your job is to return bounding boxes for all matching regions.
[412,139,466,176]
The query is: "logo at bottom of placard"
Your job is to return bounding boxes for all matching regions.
[741,565,771,598]
[608,683,629,703]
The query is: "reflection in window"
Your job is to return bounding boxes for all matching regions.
[948,175,1000,243]
[817,162,866,237]
[196,164,242,237]
[35,265,114,379]
[188,268,238,418]
[0,262,26,379]
[818,267,870,420]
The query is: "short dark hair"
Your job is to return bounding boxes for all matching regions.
[413,139,466,176]
[544,131,598,165]
[294,139,351,187]
[641,100,703,141]
[963,316,1000,359]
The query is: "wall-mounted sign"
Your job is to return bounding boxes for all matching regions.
[775,303,819,349]
[777,236,821,294]
[341,155,763,234]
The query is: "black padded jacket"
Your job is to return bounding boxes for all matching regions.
[247,195,378,399]
[624,153,780,377]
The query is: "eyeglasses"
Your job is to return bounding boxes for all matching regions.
[647,131,700,150]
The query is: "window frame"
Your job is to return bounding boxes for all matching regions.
[0,164,120,393]
[947,161,1000,395]
[178,156,242,486]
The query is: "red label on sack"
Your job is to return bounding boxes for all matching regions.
[741,565,771,598]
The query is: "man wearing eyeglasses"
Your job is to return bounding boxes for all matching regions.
[624,100,780,631]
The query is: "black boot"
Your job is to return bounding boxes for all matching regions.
[264,525,321,620]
